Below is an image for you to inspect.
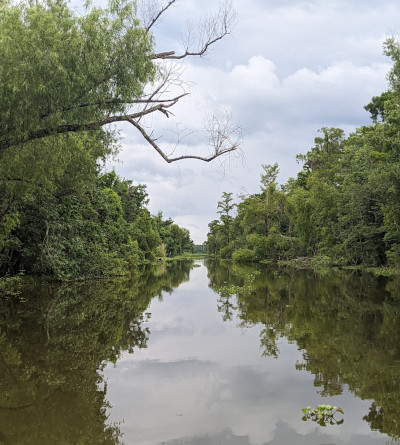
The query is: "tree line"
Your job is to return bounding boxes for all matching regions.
[0,0,238,280]
[0,166,194,280]
[205,38,400,269]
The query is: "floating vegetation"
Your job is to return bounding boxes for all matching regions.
[301,404,344,427]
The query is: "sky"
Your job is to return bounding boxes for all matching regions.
[107,0,399,243]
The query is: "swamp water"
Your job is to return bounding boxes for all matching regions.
[1,260,400,444]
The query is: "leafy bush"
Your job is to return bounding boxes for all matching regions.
[232,248,257,263]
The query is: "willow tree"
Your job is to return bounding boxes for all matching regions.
[0,0,241,162]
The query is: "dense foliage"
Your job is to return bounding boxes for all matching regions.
[205,39,400,269]
[0,0,195,280]
[0,164,194,279]
[0,0,154,151]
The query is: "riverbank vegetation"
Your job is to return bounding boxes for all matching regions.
[0,166,194,280]
[0,0,240,281]
[205,39,400,272]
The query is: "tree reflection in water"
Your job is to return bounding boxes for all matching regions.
[2,259,400,443]
[208,259,400,441]
[0,260,195,445]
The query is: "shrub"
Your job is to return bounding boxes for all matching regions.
[232,248,257,263]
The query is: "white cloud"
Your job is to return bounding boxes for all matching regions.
[108,0,397,243]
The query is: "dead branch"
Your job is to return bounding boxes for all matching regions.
[152,1,236,60]
[141,0,178,33]
[128,109,242,163]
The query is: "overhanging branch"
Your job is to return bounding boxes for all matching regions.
[0,1,241,164]
[0,93,188,151]
[127,111,242,164]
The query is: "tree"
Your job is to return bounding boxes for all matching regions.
[364,91,394,122]
[260,162,279,191]
[295,127,344,184]
[259,163,283,237]
[0,0,242,163]
[153,212,194,257]
[215,191,237,257]
[234,164,294,261]
[286,128,344,257]
[205,219,221,257]
[1,0,227,279]
[217,192,235,242]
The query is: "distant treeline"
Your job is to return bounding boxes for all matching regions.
[205,65,400,269]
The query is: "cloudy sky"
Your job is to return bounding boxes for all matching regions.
[108,0,398,243]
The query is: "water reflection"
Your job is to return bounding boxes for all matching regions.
[103,261,395,445]
[208,259,400,442]
[0,259,400,444]
[0,261,195,444]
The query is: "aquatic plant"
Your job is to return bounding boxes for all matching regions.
[301,404,344,426]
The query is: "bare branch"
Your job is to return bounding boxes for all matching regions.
[152,0,235,60]
[127,117,171,162]
[127,109,242,164]
[1,105,242,165]
[127,119,238,163]
[140,0,178,33]
[205,110,243,158]
[152,51,176,60]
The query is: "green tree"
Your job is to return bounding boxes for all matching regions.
[152,212,194,257]
[0,0,240,163]
[217,192,235,245]
[286,128,344,257]
[205,220,221,257]
[205,191,242,259]
[0,0,238,280]
[364,91,394,122]
[0,165,168,278]
[232,164,295,262]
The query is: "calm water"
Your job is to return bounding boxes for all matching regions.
[1,260,400,444]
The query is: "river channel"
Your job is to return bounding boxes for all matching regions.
[0,259,399,444]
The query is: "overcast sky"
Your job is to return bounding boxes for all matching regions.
[107,0,398,243]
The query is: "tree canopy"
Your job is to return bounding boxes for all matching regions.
[0,0,241,162]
